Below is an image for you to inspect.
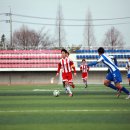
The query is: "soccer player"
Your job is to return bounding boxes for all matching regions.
[126,57,130,86]
[80,59,89,88]
[87,47,130,99]
[62,51,76,90]
[56,49,76,97]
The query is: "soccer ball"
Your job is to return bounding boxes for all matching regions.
[53,90,60,97]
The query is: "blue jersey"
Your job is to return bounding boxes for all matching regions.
[88,54,122,83]
[98,54,118,73]
[88,54,119,73]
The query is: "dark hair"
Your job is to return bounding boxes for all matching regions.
[98,47,105,54]
[66,52,69,55]
[61,49,67,53]
[82,59,86,62]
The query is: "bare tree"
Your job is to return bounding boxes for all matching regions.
[55,3,66,48]
[13,25,53,50]
[0,34,6,49]
[37,29,54,49]
[102,26,125,49]
[68,44,82,53]
[83,9,96,48]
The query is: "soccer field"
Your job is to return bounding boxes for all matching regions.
[0,84,130,130]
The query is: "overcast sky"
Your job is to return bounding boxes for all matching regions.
[0,0,130,47]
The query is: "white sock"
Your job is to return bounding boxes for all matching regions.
[66,85,72,94]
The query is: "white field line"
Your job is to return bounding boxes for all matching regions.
[0,89,123,93]
[32,89,113,92]
[0,109,130,113]
[0,89,113,92]
[33,89,54,91]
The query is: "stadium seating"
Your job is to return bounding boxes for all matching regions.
[0,50,61,68]
[0,49,130,69]
[0,50,61,54]
[75,49,130,53]
[76,49,130,69]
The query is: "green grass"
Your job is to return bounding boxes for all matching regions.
[0,84,130,130]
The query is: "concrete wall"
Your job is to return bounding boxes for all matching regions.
[0,71,128,85]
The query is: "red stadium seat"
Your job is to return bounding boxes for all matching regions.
[0,49,61,69]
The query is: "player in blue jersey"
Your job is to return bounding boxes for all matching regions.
[105,55,119,93]
[88,47,130,99]
[126,57,130,86]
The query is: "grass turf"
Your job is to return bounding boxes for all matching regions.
[0,84,130,130]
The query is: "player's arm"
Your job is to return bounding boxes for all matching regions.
[72,65,77,76]
[56,63,61,76]
[70,61,76,75]
[71,64,76,72]
[87,66,90,71]
[87,61,98,66]
[87,56,103,67]
[80,66,82,73]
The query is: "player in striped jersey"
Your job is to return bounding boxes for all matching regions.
[126,57,130,86]
[56,49,76,97]
[80,59,89,88]
[88,47,130,99]
[62,51,76,90]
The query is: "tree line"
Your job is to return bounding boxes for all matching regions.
[0,6,125,50]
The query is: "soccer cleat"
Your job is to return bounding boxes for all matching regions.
[71,84,75,88]
[116,89,121,98]
[69,93,73,97]
[125,94,130,100]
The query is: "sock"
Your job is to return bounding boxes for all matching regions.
[83,80,87,85]
[121,87,130,95]
[66,85,72,94]
[108,83,118,90]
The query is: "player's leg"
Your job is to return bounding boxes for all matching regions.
[67,72,75,88]
[104,79,118,90]
[85,73,88,87]
[83,78,87,88]
[82,73,88,88]
[62,73,69,93]
[64,81,73,96]
[62,81,65,88]
[104,72,118,90]
[115,82,130,99]
[62,80,68,93]
[114,70,130,99]
[67,72,73,96]
[65,81,73,97]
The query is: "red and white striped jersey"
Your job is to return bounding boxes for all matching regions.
[80,64,89,73]
[57,57,76,73]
